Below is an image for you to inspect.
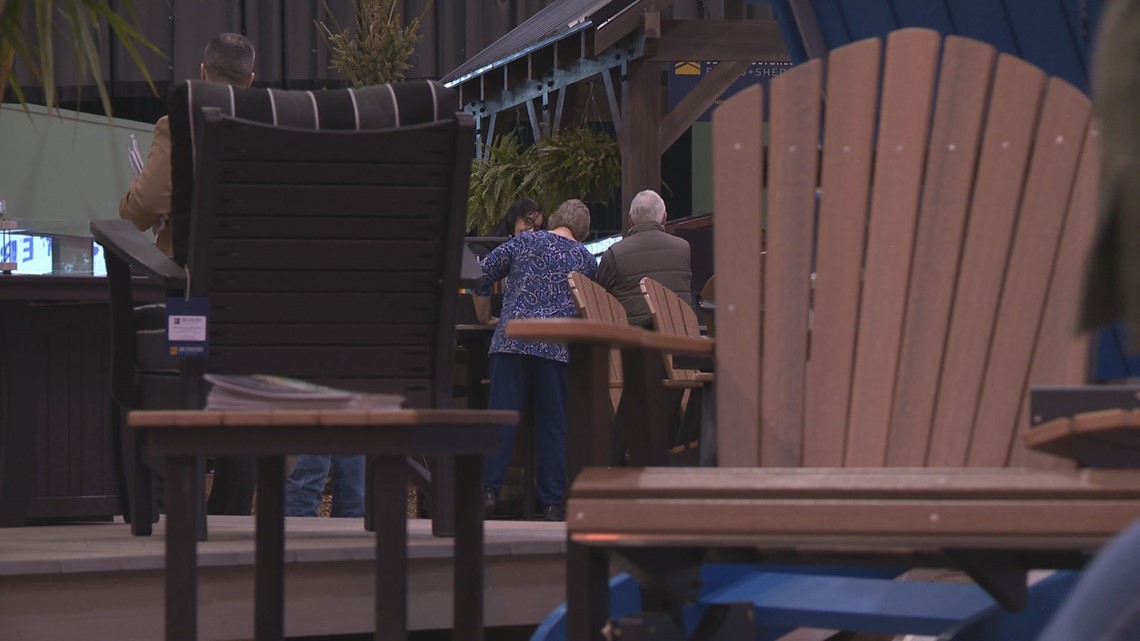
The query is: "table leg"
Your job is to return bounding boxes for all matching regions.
[454,455,484,641]
[699,380,717,467]
[431,455,456,537]
[373,456,407,641]
[567,541,610,641]
[255,456,286,641]
[566,344,611,487]
[166,455,200,641]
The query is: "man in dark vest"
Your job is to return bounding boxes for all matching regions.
[596,189,692,327]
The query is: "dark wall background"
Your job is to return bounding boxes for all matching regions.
[5,1,772,108]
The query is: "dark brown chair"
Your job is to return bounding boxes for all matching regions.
[92,79,480,537]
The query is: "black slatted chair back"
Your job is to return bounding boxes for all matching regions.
[164,80,469,410]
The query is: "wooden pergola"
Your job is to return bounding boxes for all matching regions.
[442,0,790,230]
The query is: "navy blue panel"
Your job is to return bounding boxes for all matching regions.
[770,1,810,61]
[944,0,1021,59]
[890,0,954,32]
[1004,0,1089,91]
[837,0,899,41]
[1095,325,1140,380]
[813,0,854,49]
[1061,0,1091,78]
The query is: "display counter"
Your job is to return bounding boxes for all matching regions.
[0,220,160,525]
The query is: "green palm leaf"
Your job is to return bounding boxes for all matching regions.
[1,0,161,116]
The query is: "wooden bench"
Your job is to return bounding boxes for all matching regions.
[511,27,1136,640]
[128,407,513,641]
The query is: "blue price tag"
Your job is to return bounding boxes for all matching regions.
[166,296,209,358]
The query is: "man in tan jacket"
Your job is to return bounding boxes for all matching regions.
[118,32,255,255]
[117,32,256,517]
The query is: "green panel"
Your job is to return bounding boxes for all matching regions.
[0,104,155,224]
[691,121,713,215]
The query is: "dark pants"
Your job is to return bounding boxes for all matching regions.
[206,457,256,515]
[484,353,568,508]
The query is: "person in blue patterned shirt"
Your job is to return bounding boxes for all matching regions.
[473,199,598,521]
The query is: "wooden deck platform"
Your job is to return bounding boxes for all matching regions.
[0,516,566,640]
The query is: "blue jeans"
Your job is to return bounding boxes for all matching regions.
[484,353,568,508]
[284,455,365,517]
[1037,519,1140,641]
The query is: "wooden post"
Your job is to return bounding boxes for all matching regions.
[618,58,662,233]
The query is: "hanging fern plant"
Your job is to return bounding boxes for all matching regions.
[527,126,620,211]
[467,133,530,235]
[467,126,620,234]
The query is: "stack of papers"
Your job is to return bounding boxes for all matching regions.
[204,373,404,411]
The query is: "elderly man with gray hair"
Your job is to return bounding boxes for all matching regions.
[596,189,692,327]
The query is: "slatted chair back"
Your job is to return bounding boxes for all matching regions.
[168,80,473,411]
[712,28,1099,469]
[640,276,702,383]
[568,271,626,410]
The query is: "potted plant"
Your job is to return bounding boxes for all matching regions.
[467,125,620,234]
[315,0,426,86]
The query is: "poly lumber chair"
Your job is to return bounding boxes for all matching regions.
[510,28,1140,641]
[92,80,480,538]
[93,83,511,640]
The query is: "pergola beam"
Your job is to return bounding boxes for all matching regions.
[658,60,750,152]
[466,35,644,120]
[646,20,789,61]
[619,58,663,232]
[788,0,828,59]
[594,0,676,53]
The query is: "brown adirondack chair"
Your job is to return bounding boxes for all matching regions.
[567,272,704,464]
[567,271,626,413]
[640,276,711,455]
[508,28,1140,640]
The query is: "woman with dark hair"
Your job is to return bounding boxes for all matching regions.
[473,199,597,521]
[490,197,545,237]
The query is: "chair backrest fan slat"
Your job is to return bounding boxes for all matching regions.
[762,59,823,467]
[844,29,941,467]
[967,79,1093,466]
[885,36,996,467]
[711,28,1098,473]
[802,37,882,467]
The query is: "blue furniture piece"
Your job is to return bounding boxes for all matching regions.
[531,568,1079,641]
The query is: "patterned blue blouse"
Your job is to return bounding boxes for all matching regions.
[474,230,598,363]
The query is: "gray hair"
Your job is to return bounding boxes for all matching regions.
[628,189,666,225]
[203,33,256,86]
[548,199,592,241]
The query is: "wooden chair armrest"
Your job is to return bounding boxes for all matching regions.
[567,467,1140,546]
[1025,408,1140,468]
[506,319,715,356]
[506,319,645,347]
[642,331,714,356]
